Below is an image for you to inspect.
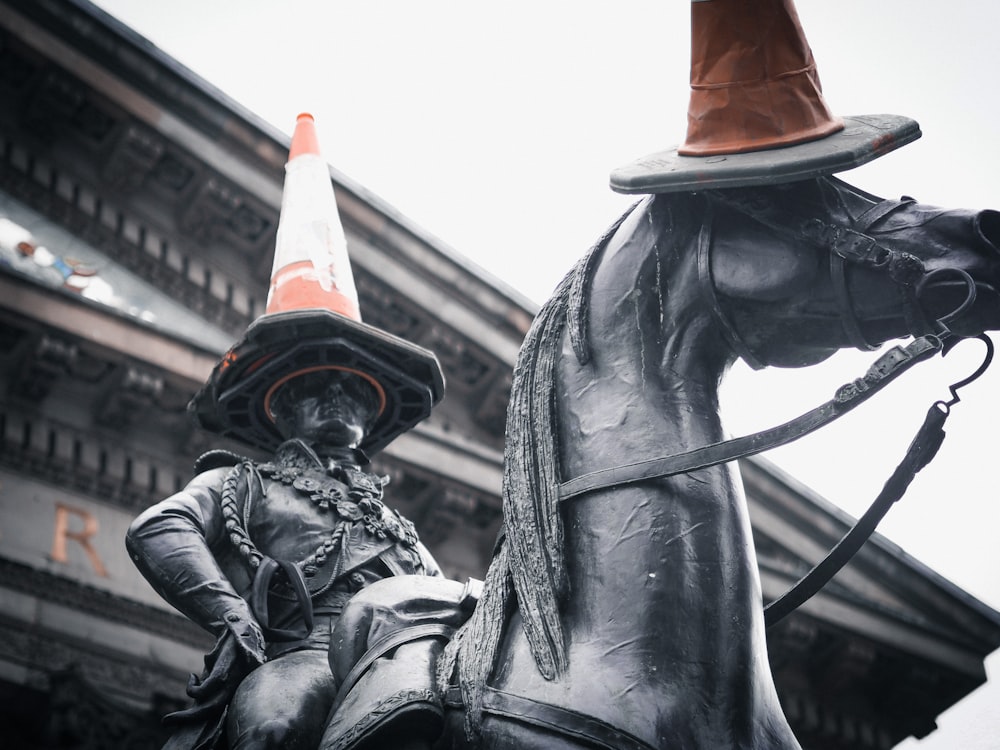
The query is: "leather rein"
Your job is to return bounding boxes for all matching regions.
[556,192,993,627]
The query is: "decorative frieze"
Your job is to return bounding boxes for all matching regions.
[101,123,164,193]
[95,365,165,431]
[0,28,39,92]
[148,151,195,193]
[21,69,87,143]
[0,402,194,511]
[415,488,472,546]
[780,692,893,749]
[46,666,175,750]
[354,272,423,339]
[0,558,208,649]
[9,333,79,401]
[0,616,189,715]
[426,328,492,389]
[473,371,511,437]
[0,130,255,335]
[176,177,240,243]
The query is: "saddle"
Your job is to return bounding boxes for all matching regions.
[321,575,659,750]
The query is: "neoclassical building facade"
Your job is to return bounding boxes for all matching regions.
[0,2,997,748]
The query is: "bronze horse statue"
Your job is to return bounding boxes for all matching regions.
[419,175,1000,750]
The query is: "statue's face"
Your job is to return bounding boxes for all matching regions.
[272,370,380,449]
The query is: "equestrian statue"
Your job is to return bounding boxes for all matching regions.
[128,2,1000,749]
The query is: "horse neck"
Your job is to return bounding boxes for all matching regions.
[551,195,761,643]
[557,193,733,482]
[555,345,728,482]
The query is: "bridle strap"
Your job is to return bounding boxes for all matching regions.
[830,198,914,352]
[763,402,948,626]
[557,335,943,501]
[696,204,768,370]
[710,189,924,281]
[764,332,994,625]
[827,196,924,350]
[830,252,878,350]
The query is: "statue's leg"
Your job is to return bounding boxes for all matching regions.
[226,649,336,750]
[321,576,471,750]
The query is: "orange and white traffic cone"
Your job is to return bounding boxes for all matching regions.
[189,113,445,456]
[265,112,361,321]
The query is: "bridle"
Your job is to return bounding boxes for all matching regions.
[556,189,994,626]
[700,186,979,367]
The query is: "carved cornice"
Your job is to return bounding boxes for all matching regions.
[0,558,211,651]
[0,123,517,445]
[0,21,527,452]
[473,371,511,438]
[354,272,426,342]
[0,132,258,336]
[764,610,984,747]
[0,395,499,583]
[0,396,198,512]
[0,617,187,747]
[0,315,501,584]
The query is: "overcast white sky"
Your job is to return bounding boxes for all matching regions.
[90,2,1000,746]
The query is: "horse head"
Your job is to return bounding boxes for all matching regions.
[706,176,1000,369]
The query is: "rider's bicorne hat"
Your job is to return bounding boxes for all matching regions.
[190,114,444,456]
[610,0,921,194]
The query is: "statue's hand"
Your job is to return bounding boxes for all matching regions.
[176,612,264,712]
[186,610,265,702]
[221,608,267,666]
[167,613,267,724]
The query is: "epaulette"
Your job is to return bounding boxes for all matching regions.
[193,449,250,475]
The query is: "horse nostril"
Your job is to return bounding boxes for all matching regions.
[975,209,1000,255]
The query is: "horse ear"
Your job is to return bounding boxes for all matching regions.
[710,215,822,302]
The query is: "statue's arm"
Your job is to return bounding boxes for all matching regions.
[125,467,264,662]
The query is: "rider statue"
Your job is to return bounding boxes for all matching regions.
[126,114,455,750]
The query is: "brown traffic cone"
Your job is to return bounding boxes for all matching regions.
[610,0,920,194]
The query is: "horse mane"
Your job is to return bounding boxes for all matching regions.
[438,203,639,733]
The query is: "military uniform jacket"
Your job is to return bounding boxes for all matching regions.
[126,439,440,654]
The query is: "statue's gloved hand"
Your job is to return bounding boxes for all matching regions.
[166,609,266,724]
[220,608,267,666]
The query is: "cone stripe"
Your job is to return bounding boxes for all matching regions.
[287,113,321,160]
[267,260,361,320]
[191,112,445,456]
